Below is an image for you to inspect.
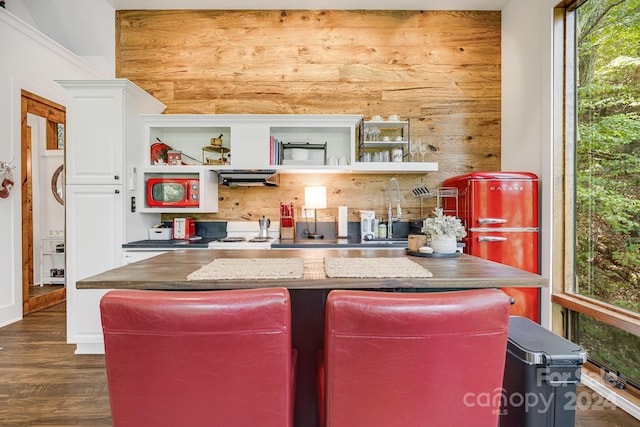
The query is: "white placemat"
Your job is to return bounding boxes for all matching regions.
[324,257,433,278]
[187,258,304,280]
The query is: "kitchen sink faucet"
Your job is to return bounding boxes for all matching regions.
[387,177,402,238]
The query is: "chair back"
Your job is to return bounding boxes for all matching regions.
[323,288,511,427]
[100,288,294,427]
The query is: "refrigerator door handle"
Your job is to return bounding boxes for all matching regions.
[478,236,508,242]
[477,217,508,225]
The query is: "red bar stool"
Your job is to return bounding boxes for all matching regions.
[318,289,511,427]
[100,288,297,427]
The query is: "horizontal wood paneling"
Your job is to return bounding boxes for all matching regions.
[116,10,501,221]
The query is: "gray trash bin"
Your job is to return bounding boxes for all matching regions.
[499,316,587,427]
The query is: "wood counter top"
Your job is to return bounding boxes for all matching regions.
[77,249,547,290]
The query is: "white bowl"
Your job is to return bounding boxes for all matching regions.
[371,115,383,121]
[290,148,309,161]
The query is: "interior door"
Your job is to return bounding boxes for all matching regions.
[21,91,67,315]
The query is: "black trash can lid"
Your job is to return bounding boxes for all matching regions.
[507,316,587,366]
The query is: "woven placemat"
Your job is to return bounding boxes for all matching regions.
[324,257,432,278]
[187,258,304,281]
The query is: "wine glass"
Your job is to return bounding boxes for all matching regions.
[410,140,420,162]
[418,141,427,162]
[371,127,380,141]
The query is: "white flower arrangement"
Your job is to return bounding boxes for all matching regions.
[421,208,467,240]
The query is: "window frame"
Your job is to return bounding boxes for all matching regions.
[551,0,640,392]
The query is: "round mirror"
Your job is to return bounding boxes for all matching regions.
[51,164,64,205]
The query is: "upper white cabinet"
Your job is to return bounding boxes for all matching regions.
[59,79,166,185]
[141,114,362,171]
[141,114,438,174]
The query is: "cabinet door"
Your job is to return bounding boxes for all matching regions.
[66,185,124,284]
[66,185,123,347]
[59,80,165,186]
[64,89,124,185]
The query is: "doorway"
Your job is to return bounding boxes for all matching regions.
[21,90,66,314]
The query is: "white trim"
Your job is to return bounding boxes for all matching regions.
[74,342,105,355]
[581,371,640,421]
[0,315,22,329]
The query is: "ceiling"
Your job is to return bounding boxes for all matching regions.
[107,0,511,10]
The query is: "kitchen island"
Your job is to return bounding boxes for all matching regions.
[78,248,547,290]
[76,249,546,427]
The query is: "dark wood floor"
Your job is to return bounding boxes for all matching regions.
[0,303,638,426]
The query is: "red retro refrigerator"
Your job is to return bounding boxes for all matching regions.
[443,172,540,323]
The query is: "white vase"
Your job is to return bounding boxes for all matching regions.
[430,236,458,254]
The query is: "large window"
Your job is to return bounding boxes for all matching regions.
[575,0,639,314]
[557,0,640,393]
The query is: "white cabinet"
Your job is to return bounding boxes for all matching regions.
[268,115,360,170]
[65,185,123,351]
[139,166,218,213]
[141,114,437,175]
[142,114,362,171]
[60,80,166,185]
[58,79,166,353]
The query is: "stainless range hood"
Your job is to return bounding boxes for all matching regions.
[218,170,280,187]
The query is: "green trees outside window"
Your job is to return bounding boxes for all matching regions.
[574,0,640,387]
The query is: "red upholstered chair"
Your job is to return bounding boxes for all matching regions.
[318,288,511,427]
[100,288,296,427]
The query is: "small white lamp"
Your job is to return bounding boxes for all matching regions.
[304,186,326,239]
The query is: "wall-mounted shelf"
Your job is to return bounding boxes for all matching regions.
[40,238,65,286]
[279,142,327,166]
[138,166,218,213]
[358,119,411,163]
[141,114,438,174]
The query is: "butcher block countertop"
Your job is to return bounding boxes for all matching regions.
[77,249,547,290]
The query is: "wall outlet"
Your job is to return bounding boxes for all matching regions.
[48,229,64,237]
[301,206,314,218]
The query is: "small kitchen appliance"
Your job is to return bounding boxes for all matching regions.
[147,177,199,207]
[258,216,271,239]
[173,217,196,240]
[359,210,376,241]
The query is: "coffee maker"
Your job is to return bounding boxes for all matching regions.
[258,216,270,239]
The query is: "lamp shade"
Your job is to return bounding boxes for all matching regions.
[305,186,327,209]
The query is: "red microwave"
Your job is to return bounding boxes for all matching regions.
[146,178,199,207]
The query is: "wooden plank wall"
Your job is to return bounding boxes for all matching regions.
[116,10,501,223]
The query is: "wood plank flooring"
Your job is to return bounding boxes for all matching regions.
[0,303,111,426]
[0,303,638,426]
